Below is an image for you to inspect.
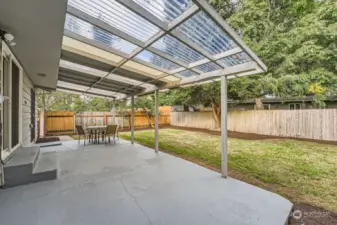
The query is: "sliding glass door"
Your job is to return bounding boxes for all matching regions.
[1,41,22,161]
[11,61,20,148]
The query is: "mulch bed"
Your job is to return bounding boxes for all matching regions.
[36,137,60,143]
[121,125,337,146]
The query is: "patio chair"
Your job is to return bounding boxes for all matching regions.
[75,125,90,145]
[115,124,120,142]
[103,125,117,144]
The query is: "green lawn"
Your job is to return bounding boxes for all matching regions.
[120,129,337,212]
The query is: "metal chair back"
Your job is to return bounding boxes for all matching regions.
[76,125,86,135]
[105,125,117,135]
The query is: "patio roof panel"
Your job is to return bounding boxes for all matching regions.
[60,60,107,77]
[59,0,267,99]
[57,80,89,91]
[195,62,221,73]
[133,0,194,22]
[68,0,160,42]
[150,34,204,64]
[62,35,123,65]
[61,49,114,72]
[176,70,198,77]
[64,14,138,56]
[174,11,237,56]
[216,52,252,68]
[135,50,181,71]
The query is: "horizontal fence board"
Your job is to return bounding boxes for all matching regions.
[171,109,337,141]
[41,108,171,135]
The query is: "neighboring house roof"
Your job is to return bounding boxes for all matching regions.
[228,96,337,104]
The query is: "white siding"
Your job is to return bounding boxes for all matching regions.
[21,72,36,146]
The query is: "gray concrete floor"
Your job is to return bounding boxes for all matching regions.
[0,139,292,225]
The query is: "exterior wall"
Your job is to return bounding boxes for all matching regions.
[21,72,36,146]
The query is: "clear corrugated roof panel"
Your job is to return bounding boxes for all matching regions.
[151,35,204,64]
[134,0,194,22]
[106,73,156,89]
[89,87,118,96]
[65,14,138,55]
[176,70,197,77]
[135,50,181,71]
[217,52,252,68]
[57,81,88,91]
[62,36,124,64]
[68,0,159,42]
[175,11,237,56]
[196,62,221,73]
[59,60,107,77]
[60,0,266,98]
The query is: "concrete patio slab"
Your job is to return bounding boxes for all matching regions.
[0,139,292,225]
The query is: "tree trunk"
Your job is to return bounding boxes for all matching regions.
[144,110,153,128]
[255,98,264,110]
[211,103,221,129]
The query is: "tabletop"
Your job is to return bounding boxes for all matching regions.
[86,125,107,130]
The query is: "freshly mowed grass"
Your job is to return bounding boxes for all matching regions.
[120,129,337,212]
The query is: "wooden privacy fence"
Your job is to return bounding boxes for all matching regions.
[171,109,337,141]
[41,111,75,133]
[75,111,170,129]
[40,107,171,135]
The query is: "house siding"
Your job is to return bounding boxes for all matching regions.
[21,72,36,146]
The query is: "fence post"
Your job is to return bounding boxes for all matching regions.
[73,113,76,134]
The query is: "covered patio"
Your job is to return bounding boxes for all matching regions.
[0,139,292,225]
[0,0,292,224]
[56,0,267,178]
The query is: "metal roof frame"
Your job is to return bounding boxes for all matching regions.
[58,0,267,100]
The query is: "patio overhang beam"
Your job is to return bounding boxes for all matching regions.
[178,62,259,86]
[188,47,243,69]
[56,87,116,99]
[116,62,261,100]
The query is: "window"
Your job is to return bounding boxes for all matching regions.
[289,103,301,110]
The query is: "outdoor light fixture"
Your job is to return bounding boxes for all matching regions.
[0,29,15,46]
[0,94,10,104]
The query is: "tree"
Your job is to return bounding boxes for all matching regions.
[226,0,337,106]
[36,89,115,112]
[134,95,156,128]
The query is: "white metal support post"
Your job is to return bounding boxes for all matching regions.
[221,75,228,178]
[154,90,159,152]
[112,100,116,124]
[131,95,135,144]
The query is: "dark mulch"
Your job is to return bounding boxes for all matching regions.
[122,125,337,146]
[288,203,337,225]
[36,137,60,143]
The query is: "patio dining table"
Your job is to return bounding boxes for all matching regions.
[86,125,107,144]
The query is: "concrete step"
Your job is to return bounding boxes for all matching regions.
[4,146,40,174]
[4,147,40,187]
[32,152,57,182]
[3,147,58,188]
